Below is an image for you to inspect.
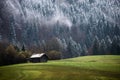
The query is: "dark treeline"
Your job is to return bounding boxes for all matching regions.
[0,41,30,66]
[0,40,62,66]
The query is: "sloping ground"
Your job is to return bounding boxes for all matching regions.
[0,55,120,80]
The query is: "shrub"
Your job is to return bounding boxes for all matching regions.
[47,50,61,60]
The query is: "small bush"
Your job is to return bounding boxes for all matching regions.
[47,50,61,60]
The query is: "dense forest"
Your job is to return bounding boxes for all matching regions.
[0,0,120,65]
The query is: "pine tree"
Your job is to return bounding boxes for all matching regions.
[92,36,100,55]
[99,39,107,55]
[111,36,120,55]
[22,45,25,51]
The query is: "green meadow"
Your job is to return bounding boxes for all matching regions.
[0,55,120,80]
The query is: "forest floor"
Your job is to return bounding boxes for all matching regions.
[0,55,120,80]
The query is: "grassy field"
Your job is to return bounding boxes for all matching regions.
[0,55,120,80]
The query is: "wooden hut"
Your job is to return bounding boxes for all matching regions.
[29,53,48,63]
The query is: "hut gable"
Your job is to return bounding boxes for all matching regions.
[29,53,48,63]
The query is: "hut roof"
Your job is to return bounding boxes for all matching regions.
[30,53,46,58]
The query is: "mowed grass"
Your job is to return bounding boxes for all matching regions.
[0,55,120,80]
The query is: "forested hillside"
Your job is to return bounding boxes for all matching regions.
[0,0,120,59]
